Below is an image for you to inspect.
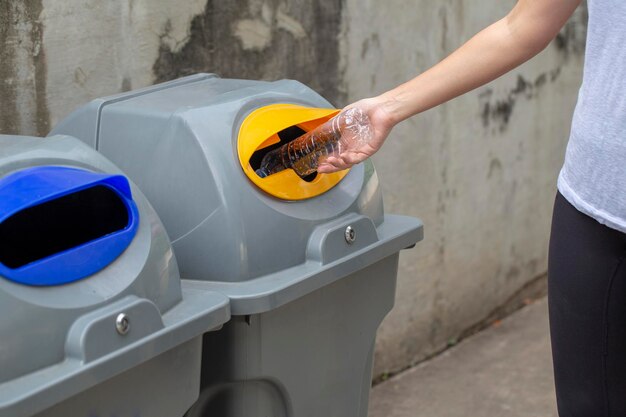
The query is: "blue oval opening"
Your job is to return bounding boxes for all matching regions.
[0,185,129,269]
[0,166,140,286]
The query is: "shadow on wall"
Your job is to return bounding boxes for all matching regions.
[0,0,345,137]
[479,3,587,133]
[152,0,345,106]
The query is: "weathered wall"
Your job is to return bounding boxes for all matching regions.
[0,0,344,135]
[0,0,586,379]
[341,0,586,376]
[0,1,48,136]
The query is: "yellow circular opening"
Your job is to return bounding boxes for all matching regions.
[237,104,349,200]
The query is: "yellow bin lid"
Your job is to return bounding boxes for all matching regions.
[237,103,349,200]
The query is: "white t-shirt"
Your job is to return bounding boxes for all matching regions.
[558,0,626,233]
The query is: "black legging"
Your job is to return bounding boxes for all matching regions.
[549,192,626,416]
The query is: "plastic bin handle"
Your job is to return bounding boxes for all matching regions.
[0,166,139,286]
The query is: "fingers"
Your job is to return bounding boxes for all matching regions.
[317,152,366,173]
[317,156,344,173]
[339,152,364,166]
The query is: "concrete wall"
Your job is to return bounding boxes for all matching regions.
[0,0,586,378]
[342,1,587,376]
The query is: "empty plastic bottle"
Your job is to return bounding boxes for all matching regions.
[255,108,373,178]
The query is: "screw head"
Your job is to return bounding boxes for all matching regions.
[116,313,130,335]
[344,225,356,244]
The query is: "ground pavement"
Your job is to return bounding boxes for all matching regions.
[369,298,557,417]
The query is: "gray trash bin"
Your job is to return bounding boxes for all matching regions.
[51,73,424,417]
[0,134,230,417]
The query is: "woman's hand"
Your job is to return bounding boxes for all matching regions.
[317,96,397,173]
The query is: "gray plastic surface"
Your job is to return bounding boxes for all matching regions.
[188,255,400,417]
[0,135,230,417]
[51,74,424,314]
[50,75,424,417]
[185,213,422,315]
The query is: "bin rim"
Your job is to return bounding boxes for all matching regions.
[185,214,424,315]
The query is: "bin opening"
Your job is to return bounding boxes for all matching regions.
[0,185,129,269]
[237,103,348,200]
[249,125,317,182]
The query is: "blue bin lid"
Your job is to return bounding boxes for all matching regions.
[0,166,139,286]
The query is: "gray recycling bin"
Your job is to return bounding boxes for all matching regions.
[51,73,424,417]
[0,134,230,417]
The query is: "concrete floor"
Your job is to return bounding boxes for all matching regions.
[369,298,557,417]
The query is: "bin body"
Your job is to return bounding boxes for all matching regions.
[33,339,202,417]
[0,135,230,417]
[191,256,398,417]
[51,74,423,417]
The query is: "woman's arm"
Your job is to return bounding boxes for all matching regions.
[318,0,582,173]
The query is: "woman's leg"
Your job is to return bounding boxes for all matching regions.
[548,192,626,417]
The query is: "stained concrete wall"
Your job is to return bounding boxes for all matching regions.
[342,1,587,377]
[0,0,586,378]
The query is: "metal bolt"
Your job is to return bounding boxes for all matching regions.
[115,313,130,335]
[344,225,356,244]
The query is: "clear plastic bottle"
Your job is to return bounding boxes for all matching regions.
[255,108,373,178]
